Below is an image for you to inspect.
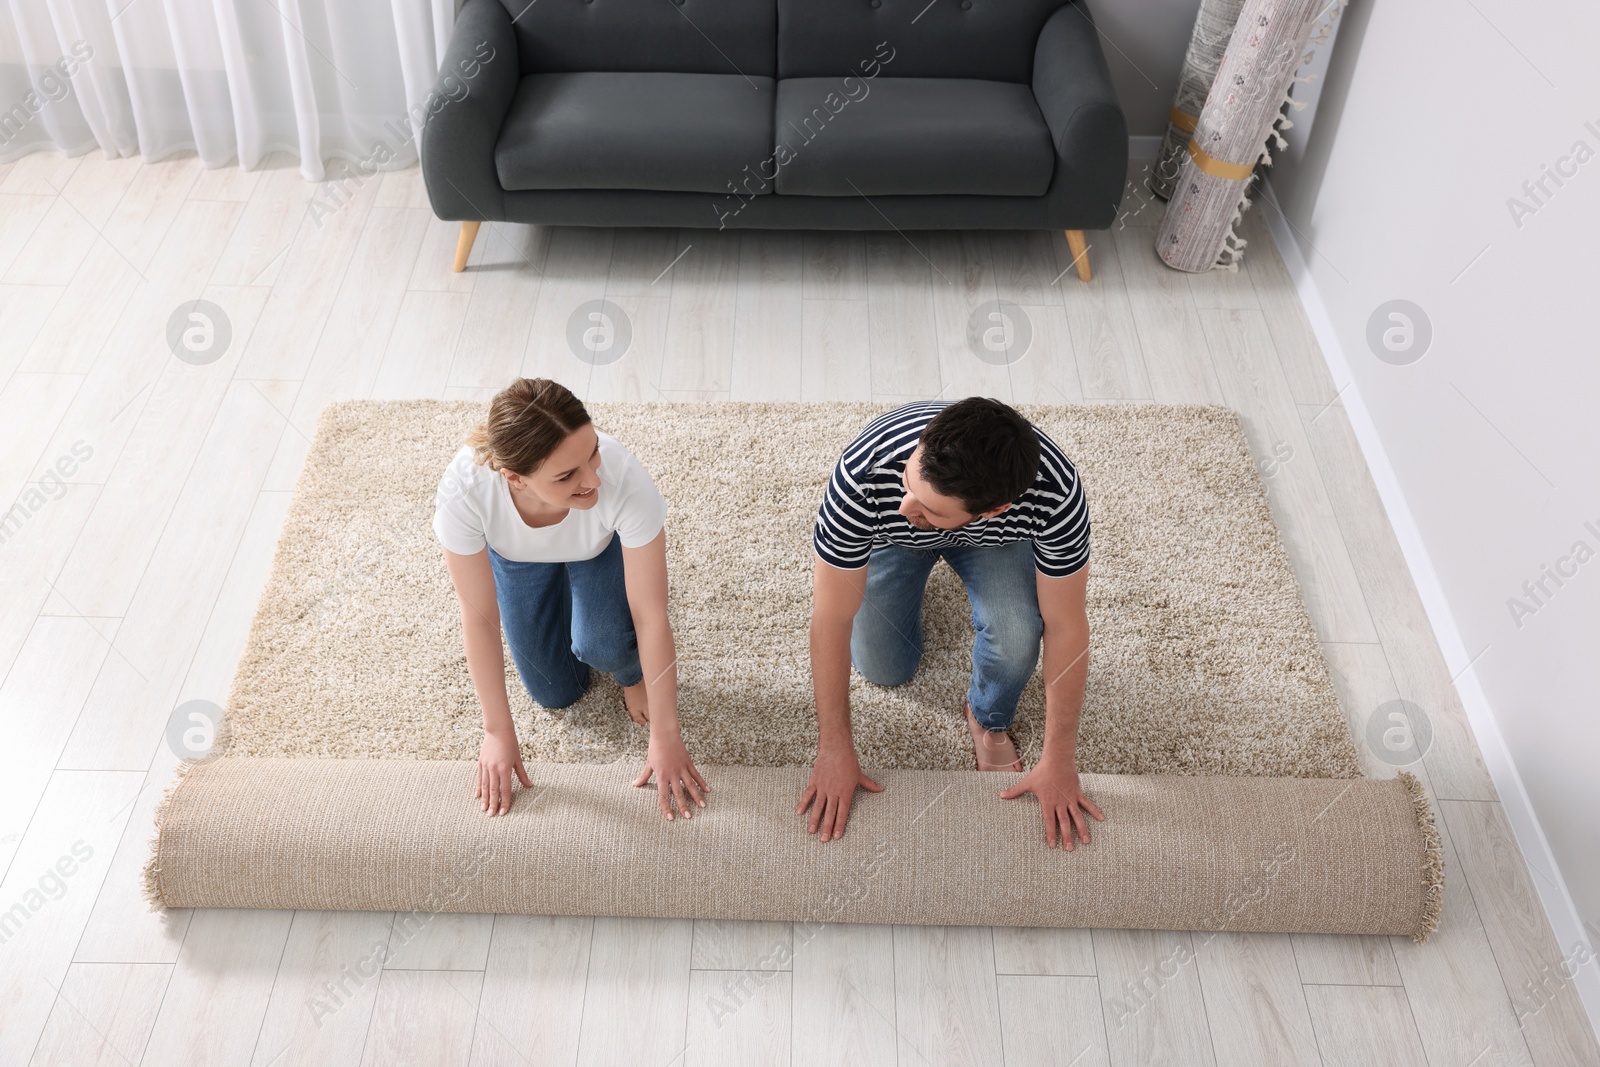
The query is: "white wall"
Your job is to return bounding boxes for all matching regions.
[1085,0,1203,137]
[1269,0,1600,955]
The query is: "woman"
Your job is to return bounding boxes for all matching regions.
[433,377,707,821]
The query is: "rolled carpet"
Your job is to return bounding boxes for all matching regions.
[1156,0,1348,271]
[1149,0,1249,201]
[142,400,1443,939]
[147,759,1442,940]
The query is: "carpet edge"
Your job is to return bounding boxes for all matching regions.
[142,754,211,912]
[1399,770,1446,943]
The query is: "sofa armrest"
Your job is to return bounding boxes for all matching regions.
[420,0,520,222]
[1032,2,1127,223]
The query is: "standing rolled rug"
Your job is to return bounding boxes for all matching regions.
[1150,0,1249,201]
[1157,0,1347,273]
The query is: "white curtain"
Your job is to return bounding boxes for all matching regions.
[0,0,458,179]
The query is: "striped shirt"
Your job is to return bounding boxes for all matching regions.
[813,401,1090,578]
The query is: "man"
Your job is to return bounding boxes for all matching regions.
[796,397,1103,849]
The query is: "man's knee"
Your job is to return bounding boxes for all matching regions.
[851,630,921,687]
[979,609,1044,667]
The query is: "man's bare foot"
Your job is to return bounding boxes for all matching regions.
[965,703,1023,772]
[623,682,650,726]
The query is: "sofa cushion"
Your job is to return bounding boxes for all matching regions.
[495,72,775,195]
[777,0,1073,82]
[496,0,776,77]
[772,77,1054,197]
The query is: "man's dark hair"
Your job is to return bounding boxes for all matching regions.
[916,398,1040,515]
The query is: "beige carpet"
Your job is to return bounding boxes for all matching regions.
[148,760,1440,939]
[148,401,1441,938]
[217,401,1362,779]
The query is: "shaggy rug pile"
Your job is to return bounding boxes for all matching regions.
[216,401,1362,779]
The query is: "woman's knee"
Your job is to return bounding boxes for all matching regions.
[522,665,588,710]
[570,630,637,677]
[853,655,919,687]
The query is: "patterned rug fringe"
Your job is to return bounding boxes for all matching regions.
[1207,13,1340,271]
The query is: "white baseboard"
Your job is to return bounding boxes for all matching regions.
[1257,179,1600,1036]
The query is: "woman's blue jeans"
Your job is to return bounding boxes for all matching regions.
[849,540,1044,731]
[488,534,643,709]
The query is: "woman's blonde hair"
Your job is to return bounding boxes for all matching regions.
[466,378,591,475]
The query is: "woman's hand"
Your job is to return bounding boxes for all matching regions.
[633,731,709,821]
[477,730,532,816]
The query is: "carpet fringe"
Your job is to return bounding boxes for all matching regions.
[141,751,220,913]
[1205,0,1348,270]
[144,707,236,911]
[1398,770,1445,942]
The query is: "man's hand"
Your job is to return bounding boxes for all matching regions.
[797,745,883,842]
[477,730,532,816]
[633,732,709,821]
[1001,757,1104,849]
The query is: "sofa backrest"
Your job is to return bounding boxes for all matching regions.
[777,0,1075,82]
[496,0,777,78]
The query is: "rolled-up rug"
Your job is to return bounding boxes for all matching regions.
[138,399,1443,941]
[1150,0,1249,201]
[145,759,1442,940]
[1157,0,1347,272]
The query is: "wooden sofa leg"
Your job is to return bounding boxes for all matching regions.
[453,221,481,272]
[1064,229,1092,282]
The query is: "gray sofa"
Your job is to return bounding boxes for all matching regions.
[420,0,1127,280]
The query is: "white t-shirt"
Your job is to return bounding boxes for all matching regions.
[431,432,667,562]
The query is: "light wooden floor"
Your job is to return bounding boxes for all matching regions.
[0,150,1595,1067]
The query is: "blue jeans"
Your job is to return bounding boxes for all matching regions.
[488,534,643,709]
[850,540,1043,731]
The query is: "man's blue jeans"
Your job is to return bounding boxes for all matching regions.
[488,534,643,709]
[849,540,1044,730]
